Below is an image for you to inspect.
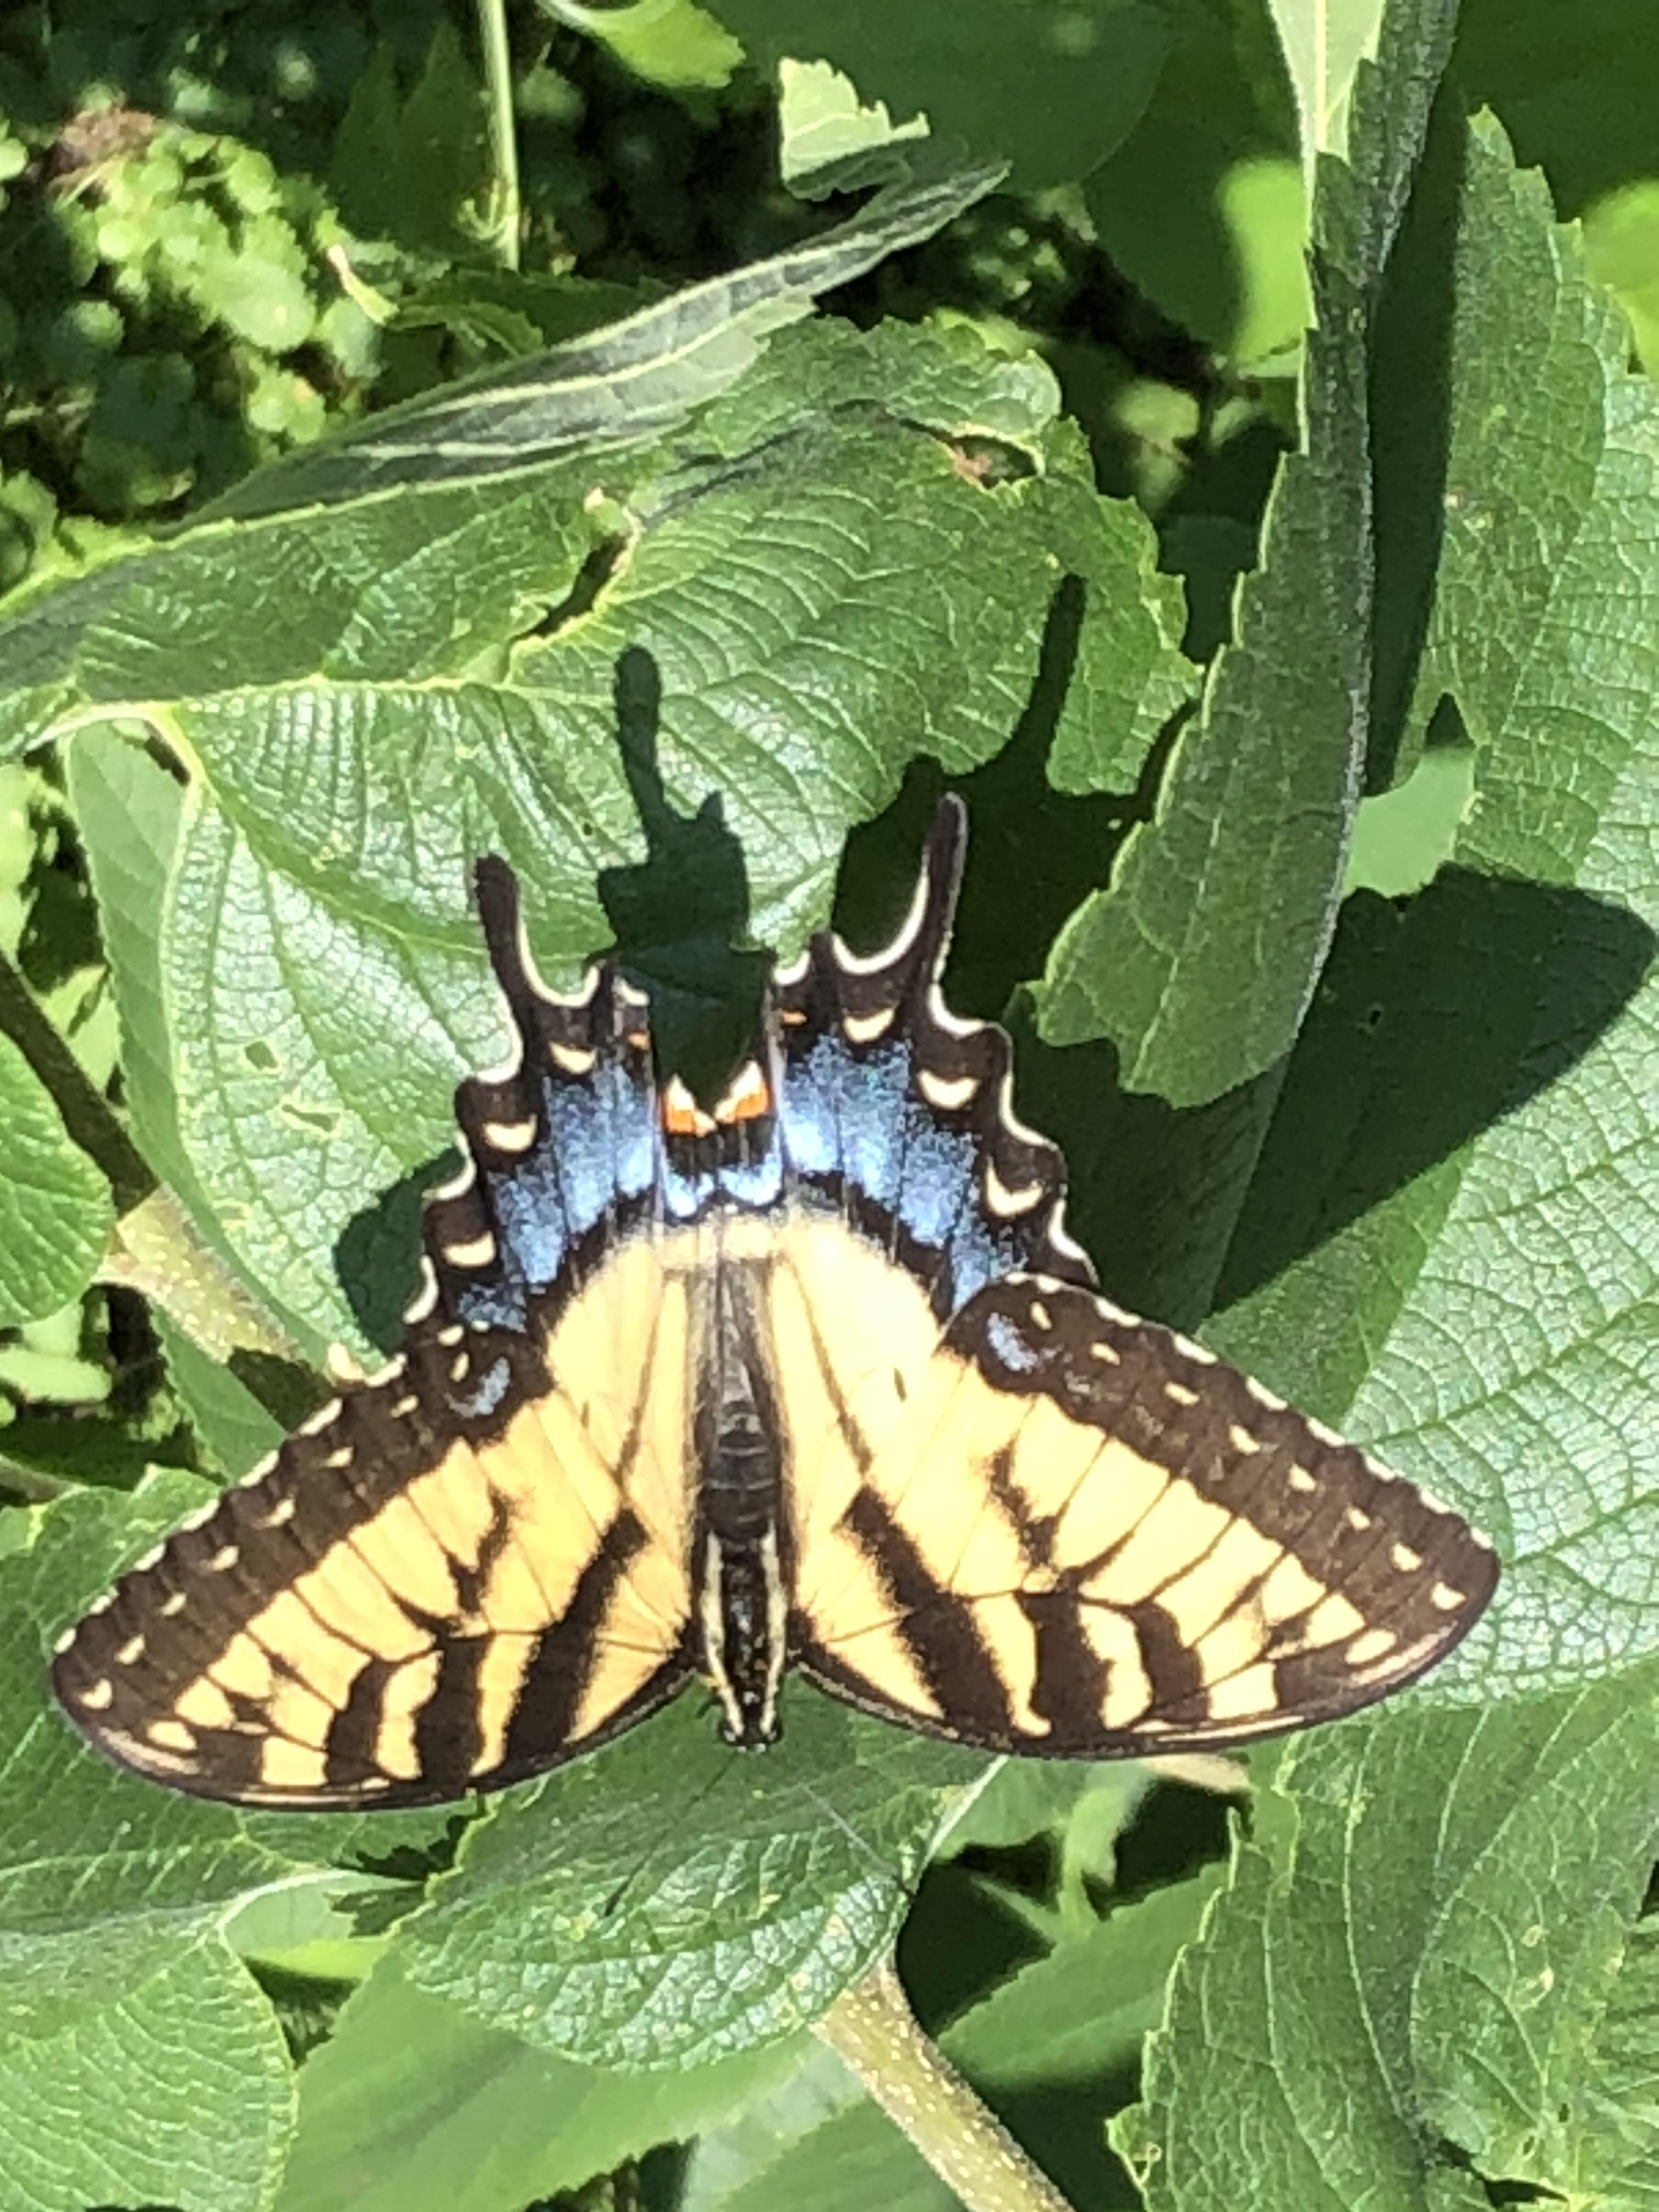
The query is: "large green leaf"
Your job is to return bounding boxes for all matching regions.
[1034,0,1461,1103]
[0,1930,294,2212]
[1209,114,1659,1700]
[274,1957,805,2212]
[1113,1675,1659,2208]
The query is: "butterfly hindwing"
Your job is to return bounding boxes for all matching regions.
[422,854,660,1336]
[793,1272,1499,1754]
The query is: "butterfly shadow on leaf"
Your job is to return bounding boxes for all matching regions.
[331,642,768,1356]
[596,641,771,1103]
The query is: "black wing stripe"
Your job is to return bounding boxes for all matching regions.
[324,1654,400,1785]
[502,1506,652,1765]
[1018,1589,1109,1733]
[1124,1598,1209,1720]
[414,1637,488,1790]
[839,1488,1012,1736]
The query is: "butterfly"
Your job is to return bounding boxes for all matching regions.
[52,798,1498,1807]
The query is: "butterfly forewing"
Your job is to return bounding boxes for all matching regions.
[52,1291,696,1806]
[793,1272,1499,1754]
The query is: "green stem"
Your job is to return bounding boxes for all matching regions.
[815,1957,1074,2212]
[0,943,151,1213]
[476,0,521,272]
[103,1185,301,1368]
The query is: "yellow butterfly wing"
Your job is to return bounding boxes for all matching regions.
[52,1254,699,1808]
[789,1269,1498,1755]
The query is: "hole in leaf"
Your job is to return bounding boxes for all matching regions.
[280,1102,340,1136]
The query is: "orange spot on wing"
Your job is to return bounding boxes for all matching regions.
[714,1060,772,1126]
[661,1075,714,1137]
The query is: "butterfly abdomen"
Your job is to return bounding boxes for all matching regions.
[689,1243,793,1746]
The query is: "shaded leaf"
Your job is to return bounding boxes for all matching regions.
[1113,1677,1659,2208]
[274,1957,803,2212]
[707,1,1172,193]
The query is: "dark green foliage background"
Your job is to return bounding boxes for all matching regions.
[0,4,1655,2211]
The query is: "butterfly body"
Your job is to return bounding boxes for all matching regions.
[52,802,1498,1808]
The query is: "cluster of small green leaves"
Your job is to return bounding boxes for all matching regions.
[0,3,1656,2212]
[0,0,793,594]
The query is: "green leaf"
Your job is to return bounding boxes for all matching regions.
[66,725,197,1201]
[0,1930,294,2212]
[548,0,745,93]
[707,1,1173,193]
[274,1957,804,2212]
[689,1869,1221,2212]
[205,155,1007,524]
[1080,0,1306,359]
[1342,742,1474,898]
[1451,0,1653,218]
[402,1693,983,2067]
[677,2039,878,2212]
[934,1758,1111,1860]
[208,211,317,351]
[1582,179,1659,377]
[329,20,492,259]
[153,1306,286,1479]
[155,795,511,1353]
[777,60,929,195]
[928,1754,1160,1897]
[1035,0,1459,1102]
[0,161,1006,754]
[1576,1915,1659,2208]
[1113,1676,1659,2208]
[0,1026,111,1327]
[1268,0,1386,187]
